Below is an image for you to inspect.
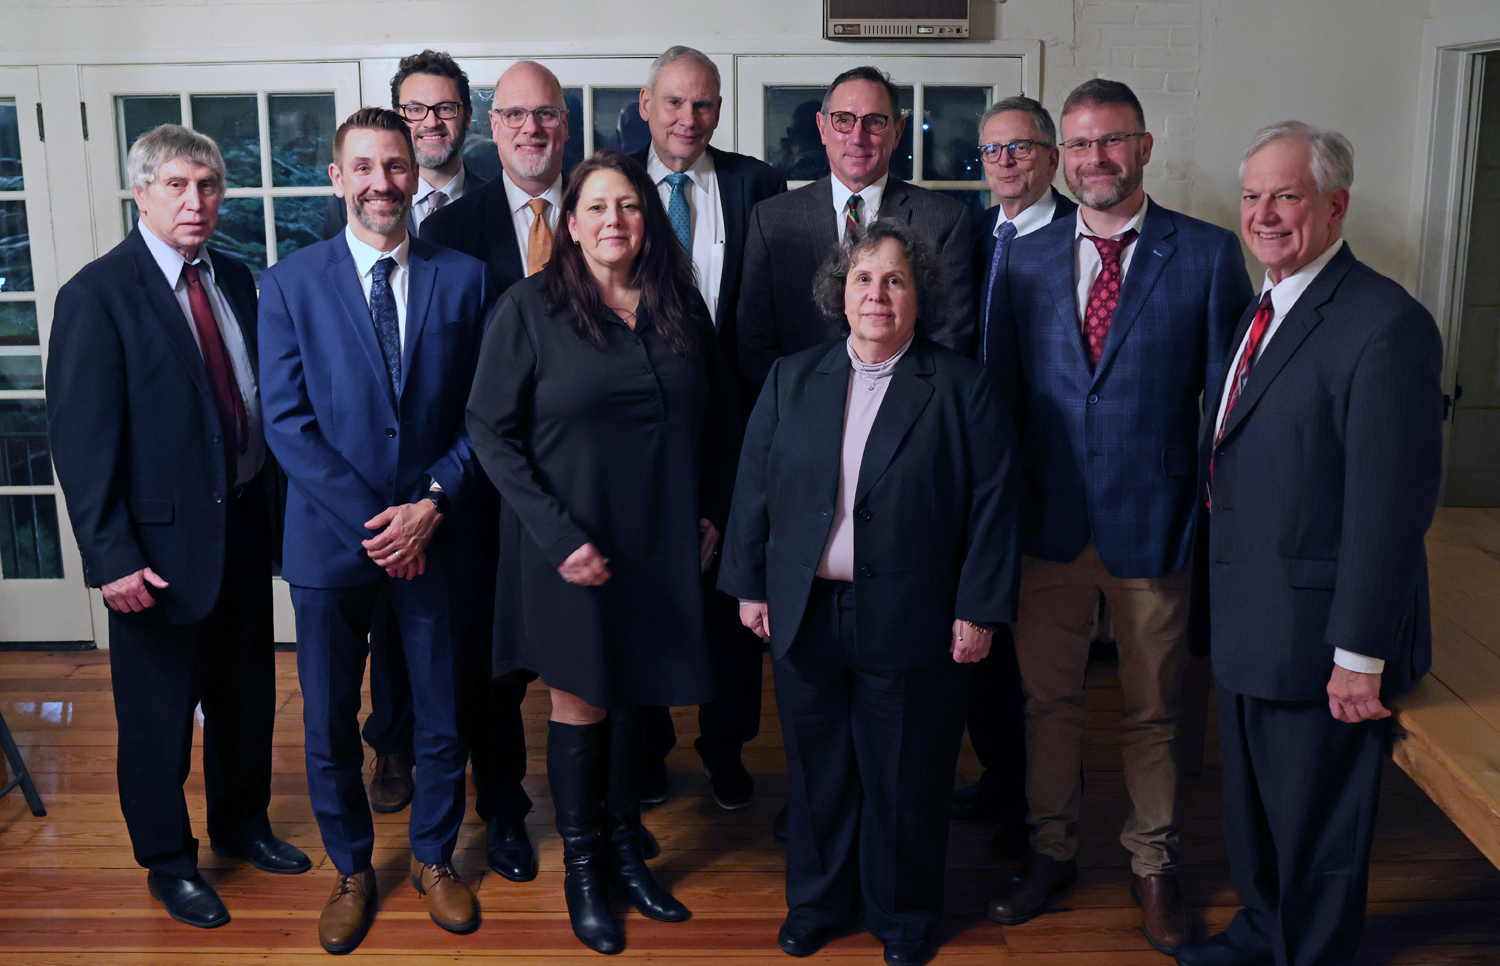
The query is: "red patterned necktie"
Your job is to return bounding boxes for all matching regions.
[181,262,247,483]
[1208,290,1275,508]
[1082,229,1138,369]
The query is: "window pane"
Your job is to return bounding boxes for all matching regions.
[0,354,42,391]
[273,196,328,261]
[0,302,37,346]
[923,86,989,182]
[461,86,583,186]
[270,93,336,188]
[0,200,32,293]
[0,99,21,191]
[936,188,989,224]
[191,94,260,188]
[592,87,650,156]
[764,85,913,182]
[562,88,584,180]
[210,197,267,279]
[117,96,182,189]
[0,399,50,485]
[0,494,63,579]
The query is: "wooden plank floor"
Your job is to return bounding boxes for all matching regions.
[3,526,1499,963]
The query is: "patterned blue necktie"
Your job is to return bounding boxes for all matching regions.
[980,220,1018,363]
[370,257,401,394]
[665,172,692,252]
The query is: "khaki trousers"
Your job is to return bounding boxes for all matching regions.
[1012,545,1188,876]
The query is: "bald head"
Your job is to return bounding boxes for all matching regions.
[491,60,569,195]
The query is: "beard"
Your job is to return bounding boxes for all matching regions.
[413,131,462,171]
[506,139,557,181]
[1066,161,1143,211]
[351,190,410,235]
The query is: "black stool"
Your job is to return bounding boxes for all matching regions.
[0,709,45,815]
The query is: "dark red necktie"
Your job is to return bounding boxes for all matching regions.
[1082,229,1138,369]
[1208,290,1275,508]
[181,262,247,483]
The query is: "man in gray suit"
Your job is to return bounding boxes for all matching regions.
[736,65,973,389]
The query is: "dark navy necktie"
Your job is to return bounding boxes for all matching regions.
[980,220,1018,363]
[370,257,401,393]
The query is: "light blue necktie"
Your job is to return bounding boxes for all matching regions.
[980,220,1018,364]
[370,257,401,394]
[665,173,692,252]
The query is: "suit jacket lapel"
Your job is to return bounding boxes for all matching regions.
[400,242,437,400]
[487,185,524,282]
[209,247,259,371]
[810,342,852,511]
[1095,200,1174,380]
[880,178,914,226]
[801,177,839,254]
[1042,226,1091,370]
[329,238,399,412]
[855,340,935,505]
[713,147,746,325]
[126,229,217,407]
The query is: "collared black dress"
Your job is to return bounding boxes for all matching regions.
[466,273,737,709]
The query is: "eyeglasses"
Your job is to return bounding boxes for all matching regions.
[492,107,567,129]
[1060,132,1146,154]
[826,111,893,135]
[398,101,464,121]
[979,139,1049,163]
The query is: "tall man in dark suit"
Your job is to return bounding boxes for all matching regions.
[258,109,492,953]
[737,65,973,389]
[629,44,787,811]
[982,80,1253,954]
[955,95,1077,859]
[1175,123,1444,966]
[47,124,309,930]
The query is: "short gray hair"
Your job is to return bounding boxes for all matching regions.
[813,219,937,333]
[979,95,1056,147]
[1240,120,1354,195]
[646,46,721,96]
[126,124,226,193]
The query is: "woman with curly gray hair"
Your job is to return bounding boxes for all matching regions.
[719,219,1022,966]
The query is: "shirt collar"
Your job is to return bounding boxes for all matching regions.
[414,164,466,206]
[647,146,715,190]
[136,217,213,288]
[998,191,1057,238]
[1263,238,1345,317]
[502,170,564,216]
[831,171,889,220]
[1074,195,1149,241]
[343,224,410,277]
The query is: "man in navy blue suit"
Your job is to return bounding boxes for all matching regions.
[629,44,787,812]
[955,94,1077,860]
[259,108,492,954]
[1175,123,1443,966]
[982,79,1253,954]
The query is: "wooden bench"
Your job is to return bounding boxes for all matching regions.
[1390,507,1500,870]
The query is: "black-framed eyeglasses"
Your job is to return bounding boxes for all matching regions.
[398,101,464,121]
[1060,132,1146,154]
[979,139,1049,163]
[491,107,567,129]
[826,111,893,135]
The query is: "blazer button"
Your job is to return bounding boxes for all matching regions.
[1087,393,1099,404]
[212,434,221,444]
[386,428,397,437]
[857,508,872,521]
[858,566,873,578]
[213,493,224,504]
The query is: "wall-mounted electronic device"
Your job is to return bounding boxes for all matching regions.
[824,0,970,40]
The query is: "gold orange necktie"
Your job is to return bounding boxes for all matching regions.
[526,197,553,276]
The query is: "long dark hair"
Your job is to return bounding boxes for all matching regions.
[543,149,700,355]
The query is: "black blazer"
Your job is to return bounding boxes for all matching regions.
[47,227,265,624]
[736,176,974,390]
[421,171,533,299]
[1188,244,1444,702]
[718,337,1019,671]
[969,186,1077,354]
[629,145,788,391]
[320,162,489,241]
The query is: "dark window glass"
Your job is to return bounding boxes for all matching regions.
[0,99,22,191]
[0,399,51,486]
[270,93,336,188]
[923,86,989,181]
[592,87,650,156]
[117,96,182,189]
[274,196,328,261]
[0,302,37,346]
[0,200,32,293]
[0,494,63,579]
[191,95,261,188]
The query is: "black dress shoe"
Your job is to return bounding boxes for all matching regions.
[777,919,831,957]
[639,759,670,805]
[703,759,754,810]
[883,936,933,966]
[211,832,312,875]
[147,870,230,928]
[637,824,661,860]
[487,816,538,882]
[1173,931,1274,966]
[772,804,789,843]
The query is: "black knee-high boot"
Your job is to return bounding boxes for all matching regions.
[605,709,690,922]
[548,720,624,954]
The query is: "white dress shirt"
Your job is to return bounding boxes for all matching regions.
[501,171,564,264]
[648,147,726,324]
[412,163,468,234]
[831,173,889,244]
[1209,239,1376,675]
[344,225,411,348]
[137,218,264,486]
[1072,197,1149,333]
[1000,191,1057,239]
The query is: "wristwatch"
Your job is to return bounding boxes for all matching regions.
[422,490,451,516]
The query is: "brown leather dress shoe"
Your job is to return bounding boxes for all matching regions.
[1132,871,1191,955]
[368,752,414,813]
[319,869,376,954]
[411,859,479,934]
[985,854,1078,925]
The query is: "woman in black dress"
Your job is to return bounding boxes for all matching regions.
[466,150,734,955]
